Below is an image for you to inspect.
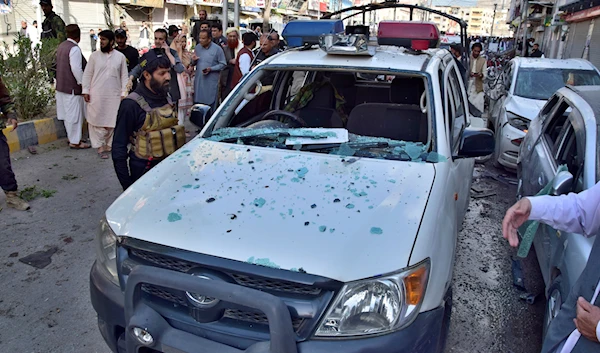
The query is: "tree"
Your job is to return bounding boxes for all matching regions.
[262,0,272,34]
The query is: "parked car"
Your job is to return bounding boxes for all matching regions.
[490,58,600,170]
[90,20,494,353]
[517,85,600,336]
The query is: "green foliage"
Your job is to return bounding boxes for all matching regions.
[0,36,57,121]
[19,185,57,201]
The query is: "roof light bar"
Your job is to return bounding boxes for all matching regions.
[377,21,440,50]
[282,20,344,48]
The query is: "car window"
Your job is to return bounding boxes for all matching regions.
[539,94,560,118]
[514,68,600,100]
[542,101,570,153]
[504,63,513,90]
[448,66,466,153]
[555,117,584,192]
[206,68,434,162]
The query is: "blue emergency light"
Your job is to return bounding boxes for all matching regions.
[282,20,344,48]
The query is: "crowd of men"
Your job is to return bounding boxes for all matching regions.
[1,0,287,204]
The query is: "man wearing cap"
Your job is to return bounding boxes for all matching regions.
[112,49,173,190]
[167,25,179,46]
[39,0,65,42]
[115,28,139,91]
[219,27,244,100]
[83,30,128,159]
[192,29,226,113]
[55,24,89,150]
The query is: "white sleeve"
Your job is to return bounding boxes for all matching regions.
[82,54,94,95]
[527,181,600,237]
[120,55,128,97]
[596,320,600,343]
[69,46,84,85]
[239,53,251,75]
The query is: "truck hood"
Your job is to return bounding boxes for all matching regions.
[106,139,436,282]
[505,95,547,120]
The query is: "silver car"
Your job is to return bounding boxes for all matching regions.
[517,85,599,335]
[491,58,600,170]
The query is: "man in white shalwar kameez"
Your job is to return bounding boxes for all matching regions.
[55,24,89,149]
[83,30,128,159]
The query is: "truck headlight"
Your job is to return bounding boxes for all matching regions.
[315,259,429,337]
[507,112,530,132]
[96,217,119,286]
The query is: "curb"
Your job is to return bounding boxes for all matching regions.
[2,117,67,153]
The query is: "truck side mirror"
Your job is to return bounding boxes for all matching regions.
[190,104,211,129]
[551,170,573,196]
[454,127,495,159]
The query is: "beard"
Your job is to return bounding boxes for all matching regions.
[101,42,113,53]
[227,39,239,49]
[150,76,170,96]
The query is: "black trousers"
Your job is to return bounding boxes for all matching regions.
[127,157,159,190]
[0,131,17,192]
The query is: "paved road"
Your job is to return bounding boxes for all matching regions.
[0,139,544,353]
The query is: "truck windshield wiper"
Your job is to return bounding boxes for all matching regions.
[214,132,328,143]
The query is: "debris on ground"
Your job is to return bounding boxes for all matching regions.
[512,258,526,292]
[19,186,57,201]
[18,247,58,269]
[61,174,78,181]
[519,293,538,305]
[471,185,497,199]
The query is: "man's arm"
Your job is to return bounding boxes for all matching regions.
[210,46,227,72]
[69,46,84,85]
[54,16,66,42]
[239,53,251,75]
[120,56,129,97]
[503,182,600,247]
[82,54,95,100]
[170,49,185,74]
[112,100,139,190]
[528,181,600,237]
[129,63,142,79]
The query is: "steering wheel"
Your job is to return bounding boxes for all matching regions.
[261,110,308,127]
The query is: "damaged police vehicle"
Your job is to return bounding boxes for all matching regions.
[90,13,494,353]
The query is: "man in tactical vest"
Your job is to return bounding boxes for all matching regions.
[40,0,65,42]
[112,49,182,190]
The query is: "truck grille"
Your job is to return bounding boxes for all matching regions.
[140,284,305,331]
[130,248,321,296]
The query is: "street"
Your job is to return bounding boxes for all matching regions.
[0,138,546,353]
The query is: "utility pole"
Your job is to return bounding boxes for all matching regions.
[234,0,240,28]
[490,3,497,37]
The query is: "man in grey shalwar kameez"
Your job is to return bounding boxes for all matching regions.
[193,29,226,112]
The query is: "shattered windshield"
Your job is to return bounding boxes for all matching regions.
[207,68,439,162]
[207,127,446,162]
[514,68,600,100]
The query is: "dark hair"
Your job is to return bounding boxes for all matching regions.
[199,9,207,15]
[199,29,211,39]
[450,44,462,53]
[154,28,168,38]
[99,29,115,41]
[142,49,172,82]
[211,23,221,31]
[471,42,482,50]
[65,24,80,40]
[168,25,179,36]
[200,21,210,28]
[242,32,257,46]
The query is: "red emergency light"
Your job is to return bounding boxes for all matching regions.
[377,21,440,50]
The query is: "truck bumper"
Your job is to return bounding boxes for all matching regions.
[90,262,450,353]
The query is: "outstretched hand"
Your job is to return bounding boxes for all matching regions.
[502,198,532,247]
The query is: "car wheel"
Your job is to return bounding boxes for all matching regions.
[543,276,563,339]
